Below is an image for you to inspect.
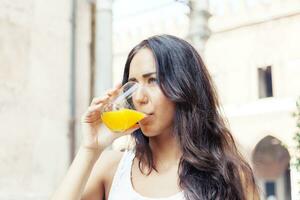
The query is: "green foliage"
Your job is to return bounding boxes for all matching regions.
[293,97,300,171]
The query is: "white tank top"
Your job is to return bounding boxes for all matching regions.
[108,150,185,200]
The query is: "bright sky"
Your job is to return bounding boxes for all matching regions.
[111,0,272,35]
[112,0,189,25]
[113,0,184,20]
[112,0,274,21]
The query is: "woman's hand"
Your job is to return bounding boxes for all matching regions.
[80,84,140,151]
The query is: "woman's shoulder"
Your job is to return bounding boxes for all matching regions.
[81,148,126,200]
[95,148,125,180]
[100,148,124,165]
[98,148,135,184]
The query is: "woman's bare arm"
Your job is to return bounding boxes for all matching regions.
[81,149,123,200]
[50,84,138,200]
[50,147,102,200]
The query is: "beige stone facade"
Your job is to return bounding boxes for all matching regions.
[112,1,300,199]
[204,1,300,199]
[1,0,299,199]
[0,0,92,199]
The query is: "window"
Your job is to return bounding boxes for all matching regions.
[284,168,291,200]
[258,66,273,98]
[265,181,276,197]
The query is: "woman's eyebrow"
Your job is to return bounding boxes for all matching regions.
[128,72,156,81]
[142,72,156,78]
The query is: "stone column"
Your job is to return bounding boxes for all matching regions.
[188,0,211,53]
[95,0,113,96]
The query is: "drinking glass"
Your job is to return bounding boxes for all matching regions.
[100,82,145,132]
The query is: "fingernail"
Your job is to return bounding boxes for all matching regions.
[114,83,122,88]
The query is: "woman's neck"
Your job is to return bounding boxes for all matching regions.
[149,131,182,172]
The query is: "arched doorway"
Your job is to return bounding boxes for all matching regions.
[252,135,291,200]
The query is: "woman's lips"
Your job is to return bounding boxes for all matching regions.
[140,113,154,125]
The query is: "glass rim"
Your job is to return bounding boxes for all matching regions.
[113,81,139,104]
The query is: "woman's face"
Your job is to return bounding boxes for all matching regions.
[128,48,175,137]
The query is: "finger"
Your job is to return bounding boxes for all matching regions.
[81,105,104,122]
[113,82,122,89]
[91,84,122,105]
[91,95,110,106]
[87,104,105,114]
[81,107,101,122]
[107,83,122,97]
[81,115,102,123]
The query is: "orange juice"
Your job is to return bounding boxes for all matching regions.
[101,108,145,132]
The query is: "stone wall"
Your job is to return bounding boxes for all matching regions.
[205,5,300,200]
[0,0,91,199]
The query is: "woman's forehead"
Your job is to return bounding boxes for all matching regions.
[128,48,157,78]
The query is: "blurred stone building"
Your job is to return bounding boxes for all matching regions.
[112,0,300,199]
[0,0,93,199]
[205,1,300,199]
[1,0,299,199]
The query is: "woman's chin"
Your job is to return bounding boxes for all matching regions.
[140,126,157,137]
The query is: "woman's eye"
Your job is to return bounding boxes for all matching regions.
[148,77,157,84]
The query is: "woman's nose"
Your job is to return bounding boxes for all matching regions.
[133,85,148,105]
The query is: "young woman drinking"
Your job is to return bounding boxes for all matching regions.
[51,35,259,200]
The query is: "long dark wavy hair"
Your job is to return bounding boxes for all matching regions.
[122,35,259,200]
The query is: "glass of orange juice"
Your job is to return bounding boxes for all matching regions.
[100,82,145,132]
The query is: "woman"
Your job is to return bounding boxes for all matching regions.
[51,35,259,200]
